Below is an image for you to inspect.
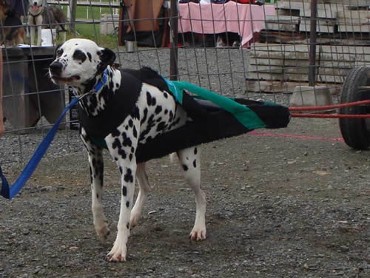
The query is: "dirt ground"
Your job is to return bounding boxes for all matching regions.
[0,117,369,277]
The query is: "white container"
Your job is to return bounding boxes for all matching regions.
[41,29,56,46]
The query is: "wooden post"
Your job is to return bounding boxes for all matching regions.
[308,0,318,86]
[0,49,3,136]
[70,0,77,34]
[169,0,178,81]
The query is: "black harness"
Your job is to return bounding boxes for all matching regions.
[79,67,290,163]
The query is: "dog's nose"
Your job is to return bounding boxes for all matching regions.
[49,61,63,76]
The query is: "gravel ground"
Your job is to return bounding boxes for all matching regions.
[0,117,369,278]
[0,48,369,277]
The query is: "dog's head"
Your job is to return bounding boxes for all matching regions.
[49,38,116,90]
[29,0,43,7]
[29,0,44,15]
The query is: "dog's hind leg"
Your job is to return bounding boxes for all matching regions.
[81,130,110,241]
[29,26,35,45]
[130,162,150,227]
[177,147,206,241]
[37,26,41,46]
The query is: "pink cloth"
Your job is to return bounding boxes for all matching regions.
[178,2,276,47]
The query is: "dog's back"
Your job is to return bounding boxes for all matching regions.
[43,6,66,31]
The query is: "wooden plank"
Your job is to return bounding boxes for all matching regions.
[245,79,342,94]
[337,23,370,33]
[265,15,300,32]
[299,17,337,33]
[276,1,342,18]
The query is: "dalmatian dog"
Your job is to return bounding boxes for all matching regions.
[48,38,206,262]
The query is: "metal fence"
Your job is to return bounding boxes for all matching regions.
[0,0,369,166]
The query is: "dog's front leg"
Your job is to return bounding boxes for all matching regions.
[30,27,35,45]
[37,25,42,46]
[105,123,139,262]
[81,130,110,240]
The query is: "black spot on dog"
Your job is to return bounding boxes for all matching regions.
[193,159,197,168]
[132,107,140,119]
[146,92,156,106]
[182,164,189,171]
[122,186,127,196]
[169,111,174,121]
[122,134,132,147]
[111,128,120,137]
[128,119,133,127]
[156,122,166,132]
[112,138,121,149]
[89,166,93,183]
[163,92,168,98]
[164,109,168,114]
[141,108,148,124]
[126,201,130,208]
[124,169,134,183]
[156,117,162,123]
[133,126,138,138]
[118,148,126,159]
[155,106,162,114]
[194,147,198,155]
[148,115,155,125]
[72,49,87,63]
[86,52,92,62]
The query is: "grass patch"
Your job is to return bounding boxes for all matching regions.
[59,4,120,48]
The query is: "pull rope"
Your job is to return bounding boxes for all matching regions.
[290,100,370,119]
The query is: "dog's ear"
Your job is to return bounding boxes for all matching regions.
[97,48,116,72]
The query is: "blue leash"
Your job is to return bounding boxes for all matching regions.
[0,69,109,200]
[0,97,80,200]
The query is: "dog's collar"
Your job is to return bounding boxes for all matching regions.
[92,68,109,93]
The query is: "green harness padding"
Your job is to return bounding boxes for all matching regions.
[165,80,267,130]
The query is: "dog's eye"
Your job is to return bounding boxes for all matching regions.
[72,49,87,63]
[56,49,63,57]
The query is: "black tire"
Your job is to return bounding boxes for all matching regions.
[339,66,370,150]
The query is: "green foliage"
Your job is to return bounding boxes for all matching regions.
[60,4,120,48]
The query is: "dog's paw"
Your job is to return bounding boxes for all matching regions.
[189,227,207,241]
[106,244,127,262]
[95,223,110,241]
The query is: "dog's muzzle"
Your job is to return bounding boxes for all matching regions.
[49,61,63,76]
[49,61,80,83]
